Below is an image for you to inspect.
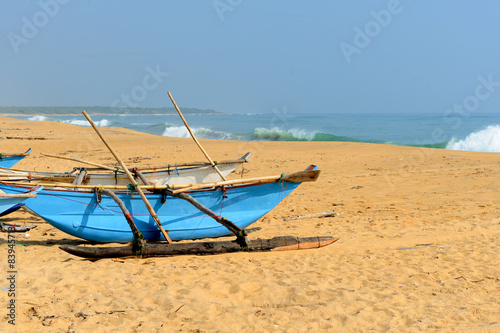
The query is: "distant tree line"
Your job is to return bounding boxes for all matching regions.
[0,106,219,115]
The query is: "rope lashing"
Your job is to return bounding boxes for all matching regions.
[277,173,285,185]
[114,167,120,184]
[160,188,168,205]
[127,184,138,198]
[215,186,227,198]
[94,187,103,204]
[132,230,145,256]
[236,229,249,250]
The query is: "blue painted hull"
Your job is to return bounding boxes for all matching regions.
[0,181,301,242]
[0,149,32,168]
[0,184,40,216]
[0,200,25,217]
[0,156,25,169]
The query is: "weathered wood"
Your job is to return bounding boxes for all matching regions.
[2,169,320,191]
[171,169,320,194]
[168,91,227,181]
[99,189,144,252]
[0,152,31,157]
[59,236,339,258]
[82,111,172,243]
[0,222,38,232]
[133,168,150,185]
[0,192,38,198]
[167,190,247,243]
[138,152,250,171]
[283,211,339,222]
[72,169,87,185]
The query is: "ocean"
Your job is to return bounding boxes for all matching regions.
[6,112,500,153]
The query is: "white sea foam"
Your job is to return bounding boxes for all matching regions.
[446,125,500,153]
[61,119,110,127]
[28,115,48,121]
[161,125,235,140]
[162,126,191,138]
[252,127,315,141]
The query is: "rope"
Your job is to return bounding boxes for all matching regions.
[218,186,227,217]
[114,167,120,184]
[277,173,285,185]
[0,154,2,161]
[94,187,102,204]
[127,183,138,194]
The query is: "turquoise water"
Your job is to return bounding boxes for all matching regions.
[7,112,500,153]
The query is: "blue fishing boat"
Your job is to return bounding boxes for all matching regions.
[0,166,319,242]
[0,148,32,168]
[0,184,42,217]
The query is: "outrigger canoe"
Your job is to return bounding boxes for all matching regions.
[0,166,320,242]
[0,152,250,186]
[0,148,32,168]
[0,184,42,217]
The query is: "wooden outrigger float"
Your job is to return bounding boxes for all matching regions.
[60,236,339,259]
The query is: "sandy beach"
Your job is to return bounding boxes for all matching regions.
[0,116,499,332]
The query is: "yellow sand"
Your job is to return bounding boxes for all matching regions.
[0,116,499,332]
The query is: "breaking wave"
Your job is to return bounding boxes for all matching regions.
[60,119,111,127]
[446,125,500,153]
[28,115,48,121]
[162,126,236,140]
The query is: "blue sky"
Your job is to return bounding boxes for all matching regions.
[1,0,500,114]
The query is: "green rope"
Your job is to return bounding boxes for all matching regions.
[114,167,120,184]
[127,183,138,193]
[277,173,285,185]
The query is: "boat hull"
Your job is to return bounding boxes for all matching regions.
[0,149,32,169]
[0,181,300,242]
[0,184,40,217]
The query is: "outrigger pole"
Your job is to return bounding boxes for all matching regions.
[167,91,227,181]
[82,111,173,243]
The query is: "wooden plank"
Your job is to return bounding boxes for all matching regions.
[59,236,339,258]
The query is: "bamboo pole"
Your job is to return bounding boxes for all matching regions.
[82,111,172,243]
[167,91,227,181]
[41,153,122,172]
[41,152,250,172]
[1,169,320,191]
[135,152,250,171]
